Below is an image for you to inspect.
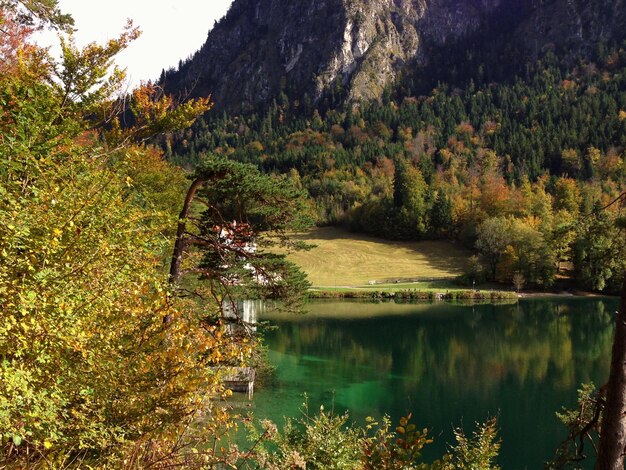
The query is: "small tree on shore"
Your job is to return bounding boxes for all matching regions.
[512,272,525,293]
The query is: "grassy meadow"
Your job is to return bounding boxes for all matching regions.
[284,226,472,287]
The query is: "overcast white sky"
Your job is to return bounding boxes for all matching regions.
[37,0,233,88]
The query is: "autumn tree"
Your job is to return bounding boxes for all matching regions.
[574,206,626,293]
[561,148,581,177]
[0,4,246,468]
[553,177,581,216]
[508,219,556,287]
[475,217,513,281]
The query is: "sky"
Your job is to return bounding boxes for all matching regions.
[36,0,234,88]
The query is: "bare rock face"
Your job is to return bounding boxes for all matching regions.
[335,0,506,103]
[161,0,625,113]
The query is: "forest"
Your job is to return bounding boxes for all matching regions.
[165,43,626,293]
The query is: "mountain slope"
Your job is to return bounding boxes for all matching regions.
[161,0,626,113]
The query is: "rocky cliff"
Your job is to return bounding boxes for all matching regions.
[161,0,626,113]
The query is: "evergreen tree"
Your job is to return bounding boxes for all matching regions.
[431,191,453,237]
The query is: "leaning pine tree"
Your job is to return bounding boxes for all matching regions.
[169,156,313,322]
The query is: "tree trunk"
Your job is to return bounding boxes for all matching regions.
[169,177,206,285]
[596,272,626,469]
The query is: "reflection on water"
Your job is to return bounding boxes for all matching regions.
[253,298,617,470]
[222,300,264,335]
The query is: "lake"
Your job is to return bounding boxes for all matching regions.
[245,298,617,469]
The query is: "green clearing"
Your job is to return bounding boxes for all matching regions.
[285,226,472,287]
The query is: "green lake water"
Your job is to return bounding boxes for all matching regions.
[248,298,618,469]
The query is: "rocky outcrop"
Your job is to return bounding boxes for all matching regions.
[161,0,626,113]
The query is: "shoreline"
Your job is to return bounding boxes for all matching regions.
[518,290,616,299]
[307,285,616,301]
[307,287,518,301]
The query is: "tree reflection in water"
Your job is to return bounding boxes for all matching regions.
[255,298,616,469]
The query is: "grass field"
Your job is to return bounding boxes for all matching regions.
[284,226,472,287]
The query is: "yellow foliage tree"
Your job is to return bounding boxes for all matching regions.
[0,4,245,467]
